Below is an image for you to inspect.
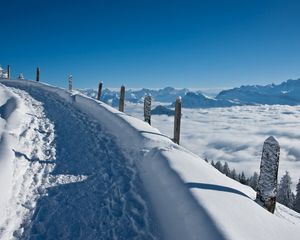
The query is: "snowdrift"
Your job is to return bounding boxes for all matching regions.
[1,80,300,240]
[0,86,21,226]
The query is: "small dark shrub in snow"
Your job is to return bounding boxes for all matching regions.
[277,171,295,209]
[248,172,259,191]
[239,172,247,185]
[209,159,258,188]
[294,179,300,213]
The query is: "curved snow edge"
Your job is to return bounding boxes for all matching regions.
[0,80,226,240]
[0,84,25,237]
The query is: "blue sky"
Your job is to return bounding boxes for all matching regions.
[1,0,300,89]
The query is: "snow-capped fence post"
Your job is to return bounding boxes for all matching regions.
[97,81,103,100]
[18,73,24,80]
[256,136,280,213]
[68,74,73,91]
[144,94,151,125]
[7,65,10,79]
[119,85,125,112]
[36,67,40,82]
[173,96,182,144]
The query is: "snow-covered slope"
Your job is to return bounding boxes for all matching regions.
[1,80,300,240]
[126,104,300,191]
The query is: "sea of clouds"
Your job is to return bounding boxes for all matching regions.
[126,103,300,190]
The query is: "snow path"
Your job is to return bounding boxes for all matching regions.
[3,86,161,239]
[0,87,57,239]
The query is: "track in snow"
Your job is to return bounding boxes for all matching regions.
[0,88,56,239]
[7,86,161,240]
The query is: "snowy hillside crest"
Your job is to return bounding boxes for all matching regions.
[0,79,300,240]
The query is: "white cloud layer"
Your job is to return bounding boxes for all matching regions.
[126,103,300,190]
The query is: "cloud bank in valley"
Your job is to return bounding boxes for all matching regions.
[127,103,300,189]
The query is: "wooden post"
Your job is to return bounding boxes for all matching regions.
[97,81,103,100]
[144,94,151,125]
[36,67,40,82]
[68,74,73,91]
[173,96,182,144]
[119,85,125,112]
[7,65,10,79]
[256,136,280,213]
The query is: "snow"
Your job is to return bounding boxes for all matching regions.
[0,85,58,239]
[0,80,300,239]
[0,81,160,239]
[126,102,300,190]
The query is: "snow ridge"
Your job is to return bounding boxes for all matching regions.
[2,84,160,239]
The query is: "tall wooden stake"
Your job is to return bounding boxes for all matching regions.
[119,85,125,112]
[68,74,73,91]
[97,81,103,100]
[144,94,151,125]
[7,65,10,79]
[256,136,280,213]
[173,96,182,144]
[36,67,40,82]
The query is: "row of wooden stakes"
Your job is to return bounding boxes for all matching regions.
[0,65,41,82]
[87,81,182,145]
[5,66,182,145]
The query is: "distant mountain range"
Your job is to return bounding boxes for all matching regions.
[216,79,300,105]
[80,87,190,107]
[79,78,300,108]
[151,105,175,116]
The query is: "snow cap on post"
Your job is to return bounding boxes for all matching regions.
[256,136,280,213]
[18,73,24,80]
[0,65,3,78]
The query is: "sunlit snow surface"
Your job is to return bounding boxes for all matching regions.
[1,81,300,240]
[126,103,300,189]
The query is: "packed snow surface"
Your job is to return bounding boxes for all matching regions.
[0,80,300,240]
[0,82,160,239]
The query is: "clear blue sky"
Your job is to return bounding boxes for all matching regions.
[1,0,300,89]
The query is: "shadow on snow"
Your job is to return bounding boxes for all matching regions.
[12,85,160,240]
